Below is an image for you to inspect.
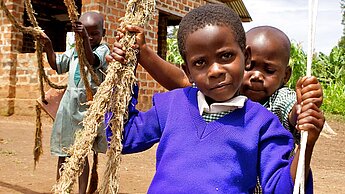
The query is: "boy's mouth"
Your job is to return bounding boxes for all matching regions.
[248,88,262,92]
[210,82,230,90]
[246,82,265,92]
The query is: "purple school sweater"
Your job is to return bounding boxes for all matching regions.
[122,87,313,194]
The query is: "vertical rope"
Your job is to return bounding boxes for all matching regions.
[63,0,94,101]
[33,104,43,168]
[52,1,155,193]
[24,0,53,167]
[63,0,103,101]
[100,1,155,192]
[293,0,319,194]
[34,40,46,166]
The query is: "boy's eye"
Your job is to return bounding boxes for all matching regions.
[221,52,232,61]
[265,68,276,74]
[194,59,206,67]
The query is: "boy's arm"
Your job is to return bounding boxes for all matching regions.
[290,76,325,186]
[41,33,57,71]
[139,43,191,90]
[290,102,324,182]
[107,25,191,90]
[72,21,99,67]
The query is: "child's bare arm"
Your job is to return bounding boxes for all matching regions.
[289,76,323,128]
[290,102,324,181]
[41,33,57,71]
[72,21,98,67]
[106,25,190,90]
[290,76,325,182]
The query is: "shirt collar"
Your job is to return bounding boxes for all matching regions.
[197,91,247,115]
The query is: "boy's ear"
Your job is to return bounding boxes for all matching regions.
[244,45,251,68]
[181,64,194,84]
[284,66,292,84]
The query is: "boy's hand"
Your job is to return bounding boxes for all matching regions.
[39,33,53,51]
[296,76,323,108]
[296,102,324,146]
[105,41,127,64]
[72,21,88,39]
[296,76,325,145]
[105,25,146,64]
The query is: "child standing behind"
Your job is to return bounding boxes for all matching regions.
[42,11,109,194]
[241,26,323,144]
[106,4,324,193]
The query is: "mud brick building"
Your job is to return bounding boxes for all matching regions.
[0,0,251,115]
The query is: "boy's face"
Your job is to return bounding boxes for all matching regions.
[81,17,104,49]
[183,25,250,103]
[240,33,291,103]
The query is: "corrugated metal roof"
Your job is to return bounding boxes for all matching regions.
[220,0,252,22]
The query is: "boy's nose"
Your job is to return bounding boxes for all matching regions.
[208,62,224,78]
[250,71,263,82]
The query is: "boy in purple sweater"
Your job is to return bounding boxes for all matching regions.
[106,4,324,193]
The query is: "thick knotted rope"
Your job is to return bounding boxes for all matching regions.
[63,0,101,101]
[52,0,155,193]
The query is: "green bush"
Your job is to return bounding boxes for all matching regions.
[166,37,183,67]
[289,42,345,115]
[166,26,183,67]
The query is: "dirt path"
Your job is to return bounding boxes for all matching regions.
[0,114,344,193]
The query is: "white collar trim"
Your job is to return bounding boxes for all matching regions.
[197,91,247,115]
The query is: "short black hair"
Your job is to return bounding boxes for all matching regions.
[246,26,291,65]
[80,11,104,29]
[177,4,246,61]
[247,25,291,50]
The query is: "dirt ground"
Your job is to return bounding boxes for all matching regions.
[0,114,344,194]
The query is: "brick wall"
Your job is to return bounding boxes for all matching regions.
[0,0,209,115]
[0,0,24,115]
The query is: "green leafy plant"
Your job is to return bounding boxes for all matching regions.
[166,26,184,67]
[289,42,345,115]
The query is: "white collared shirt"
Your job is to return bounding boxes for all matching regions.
[197,91,247,115]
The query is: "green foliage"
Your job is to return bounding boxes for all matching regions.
[288,43,307,89]
[289,42,345,115]
[166,36,184,67]
[166,26,184,67]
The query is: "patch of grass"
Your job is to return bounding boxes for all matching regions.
[322,84,345,115]
[289,43,345,115]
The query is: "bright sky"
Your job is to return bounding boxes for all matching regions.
[242,0,344,55]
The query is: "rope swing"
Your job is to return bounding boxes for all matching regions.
[0,0,67,167]
[52,0,155,193]
[293,0,319,193]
